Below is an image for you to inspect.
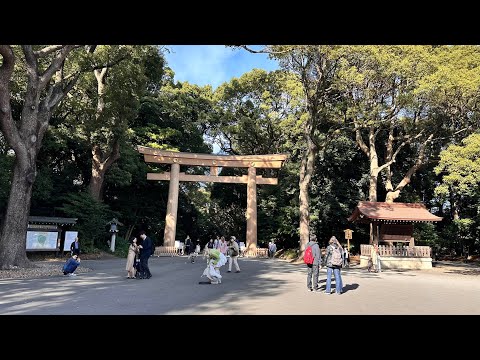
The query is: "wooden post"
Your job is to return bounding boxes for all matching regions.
[163,163,180,247]
[246,166,257,253]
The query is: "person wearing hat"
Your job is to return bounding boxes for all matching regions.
[227,236,241,273]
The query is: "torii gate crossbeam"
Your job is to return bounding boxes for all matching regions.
[138,146,287,253]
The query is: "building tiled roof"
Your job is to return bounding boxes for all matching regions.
[348,202,443,223]
[28,216,77,225]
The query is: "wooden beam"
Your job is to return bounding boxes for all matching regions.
[147,172,278,185]
[144,154,284,169]
[138,146,288,162]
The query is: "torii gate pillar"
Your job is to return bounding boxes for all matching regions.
[164,163,180,247]
[246,166,257,253]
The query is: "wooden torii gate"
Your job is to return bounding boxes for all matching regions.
[138,146,287,254]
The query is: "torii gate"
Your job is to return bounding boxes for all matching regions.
[138,146,287,253]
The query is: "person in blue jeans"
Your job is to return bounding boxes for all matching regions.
[63,254,81,277]
[324,236,343,295]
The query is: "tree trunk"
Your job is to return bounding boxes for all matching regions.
[88,67,121,201]
[298,136,317,257]
[89,142,120,201]
[0,159,35,269]
[368,128,379,202]
[355,123,379,202]
[89,148,106,201]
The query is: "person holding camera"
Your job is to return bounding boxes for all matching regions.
[227,236,241,273]
[63,254,81,277]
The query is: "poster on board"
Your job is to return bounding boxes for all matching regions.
[26,231,59,250]
[63,231,78,251]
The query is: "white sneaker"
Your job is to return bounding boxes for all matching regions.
[68,273,77,277]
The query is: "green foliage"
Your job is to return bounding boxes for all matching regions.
[57,192,117,251]
[434,133,480,198]
[413,222,439,246]
[112,236,130,258]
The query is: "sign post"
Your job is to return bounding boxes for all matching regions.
[343,228,354,250]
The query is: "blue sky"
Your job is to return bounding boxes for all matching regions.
[164,45,279,89]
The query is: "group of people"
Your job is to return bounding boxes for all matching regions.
[125,231,154,279]
[306,234,345,295]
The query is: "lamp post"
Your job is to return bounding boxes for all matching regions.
[108,218,123,252]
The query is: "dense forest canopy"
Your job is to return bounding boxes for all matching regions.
[1,45,479,268]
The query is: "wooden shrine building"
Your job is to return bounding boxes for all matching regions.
[348,202,443,269]
[138,146,287,255]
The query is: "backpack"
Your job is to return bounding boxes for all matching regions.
[304,245,314,265]
[230,242,239,257]
[331,245,343,266]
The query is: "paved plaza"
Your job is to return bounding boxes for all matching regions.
[0,257,479,315]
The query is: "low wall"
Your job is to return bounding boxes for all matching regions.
[359,255,432,270]
[153,246,178,257]
[153,246,269,258]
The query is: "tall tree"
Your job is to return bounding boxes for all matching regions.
[0,45,92,269]
[268,46,343,255]
[60,45,165,201]
[338,45,480,202]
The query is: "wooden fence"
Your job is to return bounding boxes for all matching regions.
[360,244,431,258]
[153,246,269,258]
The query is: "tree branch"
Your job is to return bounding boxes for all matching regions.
[33,45,65,57]
[91,55,128,71]
[0,45,22,149]
[38,45,76,89]
[354,120,370,156]
[393,133,434,192]
[236,45,294,55]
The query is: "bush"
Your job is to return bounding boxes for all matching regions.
[57,191,118,252]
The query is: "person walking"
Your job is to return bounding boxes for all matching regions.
[270,241,277,258]
[138,230,153,279]
[343,246,349,268]
[218,236,228,257]
[70,237,81,256]
[227,236,241,273]
[371,243,382,273]
[324,236,344,295]
[185,235,192,255]
[305,234,322,292]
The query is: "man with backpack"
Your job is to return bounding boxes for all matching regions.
[304,233,322,292]
[227,236,241,273]
[323,236,344,295]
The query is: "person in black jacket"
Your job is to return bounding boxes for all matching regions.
[70,237,81,256]
[138,231,152,279]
